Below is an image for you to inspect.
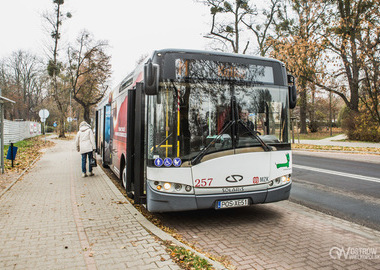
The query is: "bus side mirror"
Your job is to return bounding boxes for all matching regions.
[287,74,297,109]
[144,60,160,95]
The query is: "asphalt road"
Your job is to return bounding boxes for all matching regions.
[291,151,380,230]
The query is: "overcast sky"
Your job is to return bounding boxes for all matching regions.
[0,0,211,86]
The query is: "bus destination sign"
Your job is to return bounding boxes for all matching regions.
[175,59,274,84]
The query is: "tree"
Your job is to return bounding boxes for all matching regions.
[200,0,281,56]
[318,0,376,113]
[242,0,281,56]
[305,0,380,138]
[43,0,72,137]
[200,0,256,53]
[0,51,47,120]
[268,0,328,133]
[67,30,112,123]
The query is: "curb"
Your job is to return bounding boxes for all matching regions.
[95,163,228,270]
[0,155,41,199]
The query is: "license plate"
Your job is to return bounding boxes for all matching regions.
[216,198,249,209]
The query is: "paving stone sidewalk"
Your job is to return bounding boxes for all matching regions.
[0,138,181,270]
[298,134,380,149]
[159,200,380,270]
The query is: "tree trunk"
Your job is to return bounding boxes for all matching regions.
[58,115,65,138]
[83,106,91,124]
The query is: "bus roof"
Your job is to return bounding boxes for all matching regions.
[152,48,285,66]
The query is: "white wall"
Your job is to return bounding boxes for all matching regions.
[3,120,42,145]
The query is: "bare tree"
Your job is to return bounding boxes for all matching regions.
[200,0,256,53]
[0,51,47,120]
[242,0,280,56]
[43,0,72,137]
[319,0,380,115]
[67,30,112,123]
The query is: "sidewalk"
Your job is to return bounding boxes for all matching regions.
[296,134,380,149]
[0,138,221,270]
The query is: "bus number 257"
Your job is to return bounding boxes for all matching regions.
[195,178,213,187]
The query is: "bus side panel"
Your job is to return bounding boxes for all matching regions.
[103,105,112,165]
[110,92,128,177]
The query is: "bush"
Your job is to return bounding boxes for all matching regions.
[351,113,380,142]
[308,121,319,133]
[46,126,55,133]
[341,106,380,142]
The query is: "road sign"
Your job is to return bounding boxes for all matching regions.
[173,158,182,167]
[154,158,163,167]
[164,158,173,167]
[39,109,49,119]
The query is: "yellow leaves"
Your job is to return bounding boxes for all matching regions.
[164,241,213,270]
[3,136,55,173]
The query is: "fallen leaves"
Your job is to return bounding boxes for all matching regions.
[3,136,55,173]
[292,143,380,153]
[163,241,213,270]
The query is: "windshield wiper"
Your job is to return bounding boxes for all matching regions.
[151,132,173,152]
[191,120,235,165]
[238,119,272,152]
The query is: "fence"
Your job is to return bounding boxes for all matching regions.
[3,120,42,145]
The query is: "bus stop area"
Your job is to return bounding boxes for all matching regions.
[0,137,379,269]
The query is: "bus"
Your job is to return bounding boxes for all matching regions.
[95,49,297,212]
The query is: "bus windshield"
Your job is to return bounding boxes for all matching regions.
[147,79,290,165]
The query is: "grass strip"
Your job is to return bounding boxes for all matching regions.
[164,240,214,270]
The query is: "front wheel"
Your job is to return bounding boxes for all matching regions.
[121,166,127,190]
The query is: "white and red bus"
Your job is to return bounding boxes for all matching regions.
[95,49,297,212]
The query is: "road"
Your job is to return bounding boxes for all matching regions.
[291,151,380,230]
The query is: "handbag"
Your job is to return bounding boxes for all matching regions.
[90,153,97,167]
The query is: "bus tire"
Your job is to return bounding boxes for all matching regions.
[126,173,135,200]
[121,165,127,190]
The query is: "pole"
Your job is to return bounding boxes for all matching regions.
[291,117,295,144]
[329,91,332,137]
[10,142,14,168]
[0,102,4,174]
[69,90,72,135]
[44,121,46,143]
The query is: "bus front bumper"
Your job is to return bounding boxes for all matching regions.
[146,183,291,213]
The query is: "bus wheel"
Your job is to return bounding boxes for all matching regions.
[122,166,127,190]
[126,176,134,200]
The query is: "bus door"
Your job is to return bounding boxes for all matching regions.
[126,83,146,204]
[95,110,99,153]
[103,104,112,166]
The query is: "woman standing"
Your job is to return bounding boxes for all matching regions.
[75,121,96,177]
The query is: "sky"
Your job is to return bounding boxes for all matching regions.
[0,0,211,86]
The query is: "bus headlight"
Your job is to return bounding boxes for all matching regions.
[149,180,194,194]
[163,182,172,190]
[281,175,291,184]
[270,174,291,188]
